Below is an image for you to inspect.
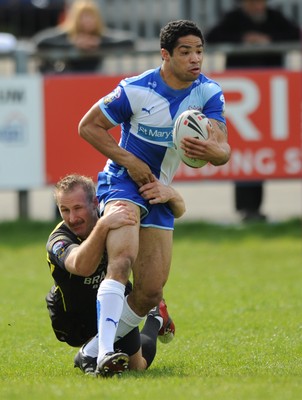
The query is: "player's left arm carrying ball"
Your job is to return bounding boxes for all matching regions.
[180,119,230,166]
[78,103,154,187]
[138,177,186,218]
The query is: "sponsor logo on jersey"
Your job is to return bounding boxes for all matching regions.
[148,80,157,89]
[188,105,203,112]
[137,123,173,145]
[103,87,121,105]
[83,272,105,288]
[141,106,155,115]
[52,240,66,260]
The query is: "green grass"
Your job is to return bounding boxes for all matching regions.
[0,219,301,399]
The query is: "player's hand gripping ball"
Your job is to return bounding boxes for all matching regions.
[173,110,210,168]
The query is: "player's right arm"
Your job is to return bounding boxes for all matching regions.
[78,103,154,187]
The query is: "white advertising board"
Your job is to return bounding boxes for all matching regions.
[0,75,44,189]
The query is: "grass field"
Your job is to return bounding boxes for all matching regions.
[0,218,301,400]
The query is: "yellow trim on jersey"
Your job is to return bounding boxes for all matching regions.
[49,220,64,236]
[54,285,67,312]
[46,252,67,312]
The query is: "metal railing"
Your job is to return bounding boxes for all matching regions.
[1,39,300,76]
[96,0,302,39]
[1,0,301,41]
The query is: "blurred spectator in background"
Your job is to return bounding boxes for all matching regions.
[0,0,65,38]
[32,0,134,73]
[206,0,301,222]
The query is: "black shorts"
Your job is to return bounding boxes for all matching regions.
[45,286,97,347]
[45,281,137,351]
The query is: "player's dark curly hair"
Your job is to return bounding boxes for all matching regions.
[160,20,204,55]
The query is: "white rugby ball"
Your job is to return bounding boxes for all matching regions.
[173,110,209,168]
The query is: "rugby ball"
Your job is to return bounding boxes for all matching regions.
[173,110,209,168]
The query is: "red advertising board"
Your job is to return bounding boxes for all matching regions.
[44,74,122,184]
[44,70,302,184]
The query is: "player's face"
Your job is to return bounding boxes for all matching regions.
[57,186,98,239]
[163,35,204,88]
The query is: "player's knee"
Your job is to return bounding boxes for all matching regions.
[107,254,134,282]
[146,290,162,309]
[135,288,163,313]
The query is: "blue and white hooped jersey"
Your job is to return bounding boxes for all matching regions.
[98,66,226,185]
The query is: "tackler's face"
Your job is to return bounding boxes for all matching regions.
[57,185,98,240]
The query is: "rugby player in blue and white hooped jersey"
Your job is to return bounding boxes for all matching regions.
[79,19,231,376]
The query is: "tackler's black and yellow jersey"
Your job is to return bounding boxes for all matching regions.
[45,220,132,346]
[46,221,107,318]
[46,222,107,313]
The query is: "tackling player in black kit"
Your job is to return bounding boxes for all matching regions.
[45,174,185,376]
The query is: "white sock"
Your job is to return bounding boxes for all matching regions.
[82,335,98,358]
[96,279,125,363]
[115,296,145,341]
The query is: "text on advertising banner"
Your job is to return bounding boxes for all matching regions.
[44,70,302,184]
[0,75,44,189]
